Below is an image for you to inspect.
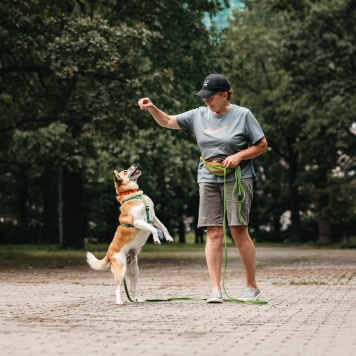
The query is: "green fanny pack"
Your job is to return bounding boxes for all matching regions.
[200,156,234,177]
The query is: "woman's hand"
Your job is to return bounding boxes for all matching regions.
[138,97,154,110]
[222,137,268,168]
[222,153,242,168]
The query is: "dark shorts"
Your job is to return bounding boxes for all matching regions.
[198,179,253,229]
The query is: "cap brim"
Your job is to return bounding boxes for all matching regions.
[195,89,216,98]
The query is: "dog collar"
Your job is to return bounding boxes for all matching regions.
[119,189,139,196]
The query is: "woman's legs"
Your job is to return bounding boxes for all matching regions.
[205,226,224,291]
[201,181,258,293]
[230,225,257,289]
[205,225,257,292]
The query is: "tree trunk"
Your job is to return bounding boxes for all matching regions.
[289,184,302,243]
[317,168,332,244]
[42,167,58,244]
[287,142,302,243]
[17,167,30,243]
[318,217,331,244]
[194,228,205,244]
[106,185,118,243]
[61,167,85,249]
[272,212,281,241]
[178,220,186,244]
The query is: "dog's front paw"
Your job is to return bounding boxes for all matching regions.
[153,237,161,245]
[116,299,125,305]
[165,235,174,243]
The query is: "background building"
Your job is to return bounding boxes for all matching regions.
[203,0,243,31]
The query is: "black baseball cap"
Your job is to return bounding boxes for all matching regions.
[195,74,231,98]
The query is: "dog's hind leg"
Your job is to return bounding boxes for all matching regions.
[111,254,127,305]
[126,256,144,302]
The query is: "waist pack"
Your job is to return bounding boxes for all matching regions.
[200,156,234,177]
[200,155,246,225]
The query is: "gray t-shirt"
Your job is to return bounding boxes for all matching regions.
[176,104,265,183]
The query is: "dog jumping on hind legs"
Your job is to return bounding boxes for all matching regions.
[86,164,174,304]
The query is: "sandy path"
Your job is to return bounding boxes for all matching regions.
[0,247,355,356]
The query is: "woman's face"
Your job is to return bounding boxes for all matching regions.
[204,92,228,115]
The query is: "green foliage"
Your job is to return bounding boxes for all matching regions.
[0,0,221,246]
[1,0,354,246]
[223,0,356,243]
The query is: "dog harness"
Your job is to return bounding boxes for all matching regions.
[119,195,151,227]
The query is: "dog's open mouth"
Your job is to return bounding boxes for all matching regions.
[128,166,141,181]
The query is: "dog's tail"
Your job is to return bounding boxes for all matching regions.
[86,252,111,270]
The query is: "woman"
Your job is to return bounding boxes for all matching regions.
[138,74,268,303]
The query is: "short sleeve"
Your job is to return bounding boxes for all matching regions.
[176,108,199,132]
[245,110,265,145]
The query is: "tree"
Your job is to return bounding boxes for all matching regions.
[0,0,226,246]
[222,0,303,242]
[1,0,160,246]
[275,0,356,243]
[222,0,356,243]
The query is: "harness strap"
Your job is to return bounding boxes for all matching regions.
[121,195,141,204]
[121,223,134,227]
[140,196,151,224]
[119,195,151,227]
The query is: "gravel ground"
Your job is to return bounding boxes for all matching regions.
[0,246,355,356]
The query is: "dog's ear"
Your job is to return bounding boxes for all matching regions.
[111,170,123,184]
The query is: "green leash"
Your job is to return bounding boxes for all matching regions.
[221,167,267,305]
[231,165,246,225]
[123,166,267,305]
[124,279,202,302]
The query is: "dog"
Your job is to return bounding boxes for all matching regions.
[86,164,174,304]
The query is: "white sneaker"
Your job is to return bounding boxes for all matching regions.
[238,287,261,300]
[207,290,223,303]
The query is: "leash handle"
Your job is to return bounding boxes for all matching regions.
[231,166,246,225]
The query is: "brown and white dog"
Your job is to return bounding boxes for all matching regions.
[86,164,173,304]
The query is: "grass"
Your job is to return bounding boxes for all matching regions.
[0,236,354,261]
[0,244,83,259]
[0,238,206,258]
[0,241,208,268]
